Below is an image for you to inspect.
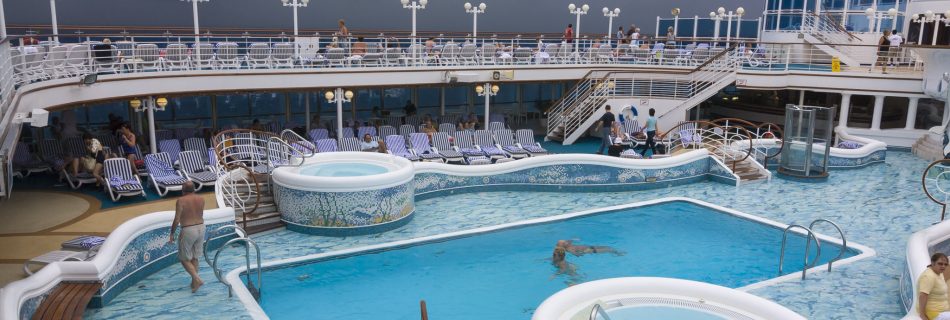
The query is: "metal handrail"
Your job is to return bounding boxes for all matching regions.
[779,224,821,280]
[808,218,846,272]
[589,303,613,320]
[203,224,248,271]
[922,160,950,221]
[212,236,263,300]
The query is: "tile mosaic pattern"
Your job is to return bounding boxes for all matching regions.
[707,157,738,184]
[275,181,414,229]
[19,285,56,320]
[85,152,931,320]
[824,149,887,168]
[415,159,710,195]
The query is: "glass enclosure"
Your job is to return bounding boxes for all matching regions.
[779,104,836,179]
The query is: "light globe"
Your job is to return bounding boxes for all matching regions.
[491,85,500,94]
[613,8,620,14]
[887,8,897,16]
[325,91,334,101]
[419,0,428,6]
[344,90,354,100]
[582,4,589,13]
[401,0,409,5]
[475,85,484,94]
[479,3,486,10]
[926,10,934,19]
[464,2,472,10]
[865,8,875,16]
[736,7,745,15]
[603,7,609,14]
[717,7,725,15]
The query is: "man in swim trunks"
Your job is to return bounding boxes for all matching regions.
[169,181,206,293]
[556,240,622,256]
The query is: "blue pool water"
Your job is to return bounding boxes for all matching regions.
[257,201,856,320]
[608,306,726,320]
[298,163,389,177]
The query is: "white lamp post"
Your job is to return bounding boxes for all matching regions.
[735,7,745,40]
[281,0,309,59]
[568,3,590,55]
[131,97,168,154]
[710,7,743,44]
[325,88,354,138]
[709,11,722,42]
[181,0,210,52]
[670,8,680,41]
[475,83,500,127]
[401,0,428,46]
[603,7,620,46]
[865,7,900,34]
[464,2,486,40]
[49,0,58,42]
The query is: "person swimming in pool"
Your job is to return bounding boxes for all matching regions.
[555,240,623,257]
[551,245,578,278]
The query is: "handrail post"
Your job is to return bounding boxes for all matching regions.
[420,300,429,320]
[779,224,821,280]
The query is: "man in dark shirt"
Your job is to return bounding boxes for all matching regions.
[596,105,616,155]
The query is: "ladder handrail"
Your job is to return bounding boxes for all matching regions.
[203,224,248,276]
[779,224,821,280]
[808,218,846,272]
[589,303,613,320]
[212,237,263,300]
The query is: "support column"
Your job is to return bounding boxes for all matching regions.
[839,93,852,127]
[798,90,805,106]
[905,97,919,129]
[944,102,950,127]
[440,87,446,116]
[870,95,884,130]
[305,92,311,132]
[147,99,157,154]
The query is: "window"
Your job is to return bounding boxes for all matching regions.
[846,95,874,128]
[880,97,908,129]
[916,99,946,129]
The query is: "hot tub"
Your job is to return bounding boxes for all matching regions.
[271,152,415,236]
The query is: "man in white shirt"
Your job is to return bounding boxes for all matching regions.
[888,30,903,66]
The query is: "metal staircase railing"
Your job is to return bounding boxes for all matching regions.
[548,47,740,144]
[800,13,860,64]
[778,218,848,280]
[0,41,22,199]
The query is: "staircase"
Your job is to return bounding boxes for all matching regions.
[234,175,283,234]
[800,13,861,67]
[546,46,739,145]
[913,130,945,162]
[726,157,771,183]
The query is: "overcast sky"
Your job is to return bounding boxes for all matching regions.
[3,0,764,36]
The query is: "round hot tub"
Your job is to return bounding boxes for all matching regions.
[271,152,415,236]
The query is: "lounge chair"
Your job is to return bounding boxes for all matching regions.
[180,150,219,191]
[385,135,421,161]
[144,152,189,197]
[454,130,487,158]
[61,138,99,189]
[438,123,456,133]
[399,124,416,140]
[308,128,330,142]
[621,121,645,147]
[158,139,183,165]
[339,127,356,139]
[431,132,465,163]
[315,138,338,152]
[12,143,51,176]
[357,126,377,138]
[337,137,361,152]
[493,129,529,159]
[23,236,101,275]
[409,133,445,162]
[473,130,508,160]
[515,129,549,156]
[378,125,397,138]
[104,158,146,201]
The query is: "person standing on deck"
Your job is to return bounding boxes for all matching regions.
[169,181,206,293]
[596,105,616,155]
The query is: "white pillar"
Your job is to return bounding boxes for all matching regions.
[776,0,783,31]
[693,16,699,40]
[839,93,852,127]
[49,0,59,43]
[147,99,157,154]
[673,15,679,39]
[842,0,850,27]
[577,13,584,54]
[871,95,884,130]
[483,83,490,126]
[440,87,446,116]
[336,89,344,138]
[655,16,660,41]
[292,2,299,37]
[607,15,613,46]
[305,92,311,132]
[726,12,733,44]
[736,17,743,40]
[0,0,6,39]
[800,0,808,31]
[192,0,201,65]
[714,18,721,41]
[411,4,417,46]
[943,102,950,127]
[799,90,806,106]
[473,9,478,38]
[905,97,919,129]
[756,17,763,42]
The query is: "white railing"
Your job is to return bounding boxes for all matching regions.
[801,13,859,57]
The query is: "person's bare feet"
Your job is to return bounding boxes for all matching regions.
[191,278,204,293]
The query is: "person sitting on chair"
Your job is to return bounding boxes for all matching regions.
[360,133,379,152]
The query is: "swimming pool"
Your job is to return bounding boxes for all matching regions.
[250,200,858,320]
[298,163,390,177]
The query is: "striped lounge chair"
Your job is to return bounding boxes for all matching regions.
[308,128,330,142]
[180,150,218,191]
[62,138,99,189]
[438,123,456,133]
[409,133,444,162]
[158,139,183,165]
[473,130,508,160]
[493,129,529,159]
[13,143,51,177]
[340,127,356,139]
[315,138,338,153]
[144,152,189,197]
[384,135,421,161]
[104,158,146,202]
[454,131,491,164]
[357,126,377,138]
[338,137,362,152]
[378,125,397,138]
[515,129,548,156]
[431,132,465,163]
[399,124,416,140]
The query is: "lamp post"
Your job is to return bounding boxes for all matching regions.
[710,7,743,44]
[464,2,486,40]
[131,97,168,154]
[281,0,309,59]
[670,8,680,41]
[735,7,745,40]
[325,88,354,138]
[709,10,722,42]
[49,0,58,42]
[401,0,428,46]
[603,7,620,46]
[475,83,499,127]
[181,0,209,53]
[865,7,900,34]
[912,10,950,45]
[568,3,590,55]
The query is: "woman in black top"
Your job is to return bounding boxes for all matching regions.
[872,30,892,73]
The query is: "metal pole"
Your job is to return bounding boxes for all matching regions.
[673,15,679,39]
[193,0,201,65]
[336,89,344,139]
[776,0,783,31]
[49,0,59,43]
[147,99,158,154]
[293,1,299,37]
[726,12,733,44]
[655,16,660,40]
[305,92,311,132]
[484,83,490,127]
[0,0,6,39]
[440,87,446,116]
[607,15,613,46]
[576,12,582,55]
[918,20,926,45]
[693,15,699,40]
[412,3,417,46]
[736,16,743,40]
[756,17,763,42]
[473,10,478,38]
[714,18,720,41]
[933,20,941,46]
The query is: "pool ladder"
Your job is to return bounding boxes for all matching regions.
[778,218,847,280]
[589,303,613,320]
[204,225,263,300]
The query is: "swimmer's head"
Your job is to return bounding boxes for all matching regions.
[556,240,570,248]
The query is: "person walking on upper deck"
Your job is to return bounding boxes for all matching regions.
[596,105,616,155]
[564,24,574,44]
[871,30,891,73]
[888,30,903,66]
[616,26,626,44]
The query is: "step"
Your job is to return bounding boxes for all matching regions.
[245,221,285,235]
[235,202,277,215]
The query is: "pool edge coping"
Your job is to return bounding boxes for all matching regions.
[224,196,876,320]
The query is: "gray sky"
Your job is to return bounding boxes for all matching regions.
[3,0,764,36]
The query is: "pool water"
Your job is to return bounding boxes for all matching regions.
[607,306,727,320]
[298,163,388,177]
[257,201,855,320]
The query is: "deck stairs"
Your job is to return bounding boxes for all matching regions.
[800,13,861,67]
[704,139,771,183]
[913,130,945,162]
[546,46,739,145]
[233,175,283,234]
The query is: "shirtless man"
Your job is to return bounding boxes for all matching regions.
[556,240,622,256]
[168,181,206,293]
